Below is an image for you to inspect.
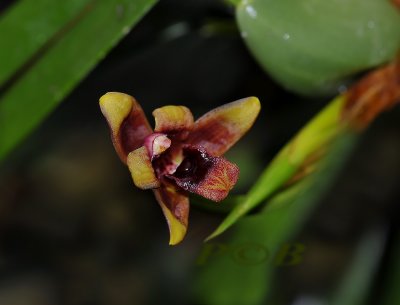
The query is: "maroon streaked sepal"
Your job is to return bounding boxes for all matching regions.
[99,92,152,163]
[153,182,189,245]
[187,97,260,156]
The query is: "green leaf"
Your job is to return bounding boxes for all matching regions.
[236,0,400,95]
[193,134,357,305]
[0,0,88,86]
[207,95,347,240]
[0,0,157,162]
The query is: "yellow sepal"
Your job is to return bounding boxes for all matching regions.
[127,147,160,189]
[99,92,133,136]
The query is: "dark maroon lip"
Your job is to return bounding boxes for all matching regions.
[168,145,214,191]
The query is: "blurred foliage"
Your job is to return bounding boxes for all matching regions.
[193,134,357,305]
[0,0,157,162]
[330,227,386,305]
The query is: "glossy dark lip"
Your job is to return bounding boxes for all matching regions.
[168,145,214,193]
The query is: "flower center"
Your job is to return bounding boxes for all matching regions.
[173,147,212,182]
[144,133,171,159]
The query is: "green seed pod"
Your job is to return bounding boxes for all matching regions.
[236,0,400,95]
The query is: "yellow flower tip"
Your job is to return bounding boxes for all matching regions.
[234,96,261,121]
[214,95,261,139]
[153,188,189,246]
[163,208,187,245]
[127,147,160,189]
[153,105,194,133]
[99,92,134,134]
[246,96,261,112]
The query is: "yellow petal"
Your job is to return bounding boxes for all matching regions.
[153,183,189,245]
[99,92,152,163]
[127,147,160,189]
[152,105,194,135]
[187,97,261,156]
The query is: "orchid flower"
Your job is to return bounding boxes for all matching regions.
[99,92,261,245]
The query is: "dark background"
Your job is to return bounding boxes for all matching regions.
[0,1,399,304]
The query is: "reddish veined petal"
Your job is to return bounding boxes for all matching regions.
[168,146,239,202]
[186,97,261,156]
[100,92,152,163]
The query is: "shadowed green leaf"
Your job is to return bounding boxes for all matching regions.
[0,0,157,162]
[0,0,90,85]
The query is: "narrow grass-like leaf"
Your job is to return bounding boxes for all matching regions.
[207,96,346,240]
[0,0,90,86]
[0,0,157,162]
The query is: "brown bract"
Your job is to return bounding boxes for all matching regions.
[99,93,261,245]
[343,56,400,130]
[392,0,400,9]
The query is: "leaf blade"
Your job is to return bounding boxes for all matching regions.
[0,0,158,162]
[0,0,92,86]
